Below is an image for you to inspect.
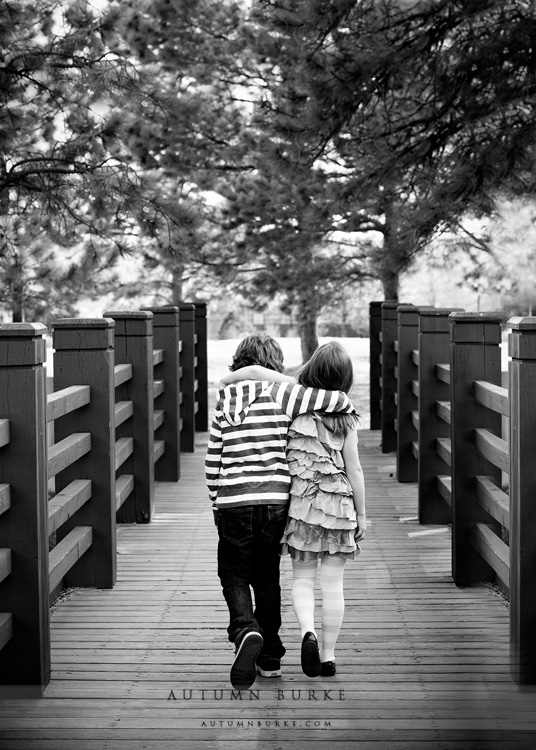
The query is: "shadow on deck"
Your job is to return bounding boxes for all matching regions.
[0,430,535,749]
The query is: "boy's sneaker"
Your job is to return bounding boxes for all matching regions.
[256,655,281,678]
[230,630,263,690]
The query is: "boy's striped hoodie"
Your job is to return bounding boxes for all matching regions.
[205,380,356,508]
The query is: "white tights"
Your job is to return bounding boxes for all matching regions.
[291,556,346,663]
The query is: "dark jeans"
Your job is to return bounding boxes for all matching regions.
[217,504,288,658]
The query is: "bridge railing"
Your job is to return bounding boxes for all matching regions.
[0,323,51,695]
[415,308,463,524]
[369,302,536,685]
[105,311,155,523]
[179,304,196,453]
[0,305,208,695]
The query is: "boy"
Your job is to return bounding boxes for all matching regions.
[205,333,356,690]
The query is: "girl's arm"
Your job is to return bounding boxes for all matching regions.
[219,365,296,387]
[341,424,367,541]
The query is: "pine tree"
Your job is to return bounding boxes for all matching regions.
[214,6,376,359]
[110,0,258,302]
[0,0,194,320]
[254,0,536,298]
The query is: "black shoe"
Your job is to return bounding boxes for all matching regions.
[301,632,321,677]
[321,660,336,676]
[256,654,281,678]
[230,631,263,690]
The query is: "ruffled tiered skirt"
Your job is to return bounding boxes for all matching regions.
[280,417,361,561]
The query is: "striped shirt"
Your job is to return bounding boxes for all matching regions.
[205,380,356,508]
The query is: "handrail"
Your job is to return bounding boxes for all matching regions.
[115,400,134,428]
[474,476,509,529]
[474,380,509,417]
[48,480,92,534]
[474,427,509,473]
[46,385,90,423]
[114,363,133,387]
[0,420,10,448]
[0,548,12,583]
[0,613,13,653]
[435,363,450,384]
[47,433,92,479]
[436,401,451,424]
[49,526,92,594]
[370,304,536,684]
[0,483,10,515]
[0,306,207,694]
[471,522,509,591]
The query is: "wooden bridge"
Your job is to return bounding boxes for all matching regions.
[1,304,536,747]
[1,428,535,748]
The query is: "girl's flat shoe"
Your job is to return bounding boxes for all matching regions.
[301,632,321,677]
[321,660,336,676]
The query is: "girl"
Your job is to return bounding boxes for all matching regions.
[222,341,366,678]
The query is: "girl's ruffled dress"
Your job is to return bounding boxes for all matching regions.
[280,414,361,561]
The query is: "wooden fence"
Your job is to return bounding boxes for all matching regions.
[369,301,536,686]
[0,303,208,696]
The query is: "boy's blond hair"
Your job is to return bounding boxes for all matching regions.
[230,333,284,373]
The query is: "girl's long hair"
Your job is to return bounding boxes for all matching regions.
[298,341,358,438]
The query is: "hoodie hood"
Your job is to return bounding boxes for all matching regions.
[220,380,273,426]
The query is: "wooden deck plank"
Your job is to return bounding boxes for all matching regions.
[1,744,536,750]
[0,429,535,749]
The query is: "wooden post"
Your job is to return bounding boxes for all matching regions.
[508,317,536,685]
[141,306,182,481]
[418,309,460,524]
[194,302,208,432]
[0,323,50,695]
[450,312,502,586]
[380,301,398,453]
[369,301,383,430]
[104,311,154,524]
[396,305,419,482]
[179,303,196,453]
[52,319,116,589]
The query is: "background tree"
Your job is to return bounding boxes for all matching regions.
[2,0,534,330]
[222,153,376,358]
[204,2,382,358]
[114,0,260,300]
[0,0,194,320]
[0,222,119,323]
[254,0,536,298]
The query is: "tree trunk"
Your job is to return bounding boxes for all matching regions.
[171,265,182,305]
[381,266,400,300]
[379,190,401,301]
[296,293,319,363]
[11,265,25,322]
